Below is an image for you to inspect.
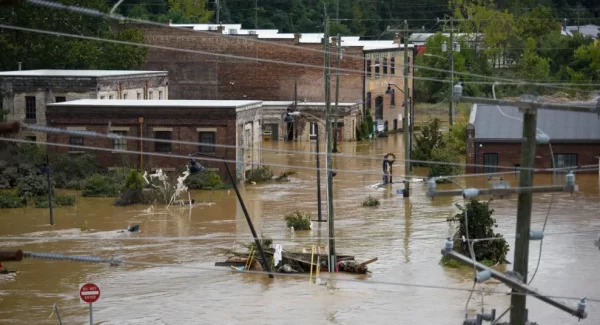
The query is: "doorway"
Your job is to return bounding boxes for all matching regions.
[375,96,383,120]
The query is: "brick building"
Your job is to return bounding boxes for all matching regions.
[262,101,361,142]
[46,99,262,182]
[363,44,415,132]
[466,104,600,174]
[0,70,169,142]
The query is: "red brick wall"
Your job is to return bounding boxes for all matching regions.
[122,25,365,102]
[466,141,600,174]
[46,105,237,181]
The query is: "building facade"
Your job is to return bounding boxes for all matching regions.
[466,103,600,174]
[0,70,169,142]
[46,99,262,182]
[364,45,415,132]
[261,101,361,142]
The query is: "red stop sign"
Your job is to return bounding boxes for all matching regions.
[80,283,100,303]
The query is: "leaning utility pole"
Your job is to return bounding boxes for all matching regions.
[449,17,455,126]
[332,33,341,153]
[323,12,336,273]
[403,20,411,196]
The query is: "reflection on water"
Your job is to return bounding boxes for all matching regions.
[1,133,599,324]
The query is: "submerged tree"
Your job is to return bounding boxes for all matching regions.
[411,118,444,166]
[447,199,509,265]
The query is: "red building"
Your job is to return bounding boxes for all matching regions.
[46,99,263,181]
[466,104,600,174]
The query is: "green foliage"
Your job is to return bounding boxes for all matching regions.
[361,195,380,207]
[284,210,312,230]
[0,191,25,208]
[52,153,106,189]
[444,109,469,155]
[81,174,122,197]
[447,199,509,264]
[0,143,46,189]
[247,166,274,183]
[165,0,213,23]
[243,237,273,252]
[17,174,52,199]
[124,169,145,190]
[428,147,461,181]
[184,171,225,189]
[411,118,444,166]
[34,194,76,208]
[0,0,147,71]
[359,109,374,140]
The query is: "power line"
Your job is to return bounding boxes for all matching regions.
[13,250,600,303]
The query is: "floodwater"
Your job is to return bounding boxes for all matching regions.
[1,133,599,325]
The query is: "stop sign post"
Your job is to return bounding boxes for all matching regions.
[79,283,100,325]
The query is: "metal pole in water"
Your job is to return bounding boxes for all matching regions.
[89,303,93,325]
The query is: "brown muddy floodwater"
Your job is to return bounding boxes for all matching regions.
[1,133,600,325]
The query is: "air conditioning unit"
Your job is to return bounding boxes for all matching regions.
[229,29,238,34]
[248,30,257,35]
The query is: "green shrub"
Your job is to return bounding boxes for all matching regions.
[184,171,225,189]
[428,147,461,182]
[242,237,273,252]
[362,195,380,207]
[247,166,274,183]
[412,118,444,167]
[447,199,510,264]
[114,188,153,206]
[0,191,25,208]
[34,194,76,208]
[124,169,144,190]
[82,174,122,197]
[284,210,312,230]
[17,174,53,199]
[440,256,463,268]
[52,153,106,189]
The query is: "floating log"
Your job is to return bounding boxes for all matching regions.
[359,257,378,267]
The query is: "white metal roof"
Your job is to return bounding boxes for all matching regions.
[297,102,359,107]
[0,70,168,77]
[48,99,262,108]
[262,101,294,106]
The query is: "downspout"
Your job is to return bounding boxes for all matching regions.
[138,117,144,170]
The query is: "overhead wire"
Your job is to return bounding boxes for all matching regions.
[16,0,600,95]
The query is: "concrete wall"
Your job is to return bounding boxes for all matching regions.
[122,25,365,103]
[0,73,168,143]
[235,105,263,181]
[46,103,237,181]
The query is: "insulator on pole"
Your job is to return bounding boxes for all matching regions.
[444,238,453,255]
[462,188,480,199]
[475,269,492,283]
[529,230,544,240]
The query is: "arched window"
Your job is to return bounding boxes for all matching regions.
[383,57,388,74]
[375,58,380,77]
[390,57,395,74]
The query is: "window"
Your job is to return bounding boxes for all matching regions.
[149,91,153,99]
[112,131,127,151]
[309,123,317,136]
[123,93,128,99]
[159,91,163,100]
[198,131,216,152]
[483,153,499,174]
[374,58,380,77]
[109,95,114,100]
[25,96,36,120]
[100,96,106,100]
[553,153,577,169]
[366,59,372,78]
[154,131,172,152]
[55,96,66,103]
[25,135,36,143]
[390,89,395,107]
[393,119,398,130]
[69,136,84,147]
[137,93,142,100]
[391,57,396,74]
[383,57,388,74]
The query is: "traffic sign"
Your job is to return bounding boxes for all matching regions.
[79,283,100,303]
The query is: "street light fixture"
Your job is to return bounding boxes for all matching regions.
[40,154,53,226]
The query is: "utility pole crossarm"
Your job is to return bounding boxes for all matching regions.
[427,185,576,198]
[442,249,588,320]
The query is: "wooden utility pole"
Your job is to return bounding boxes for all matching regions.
[254,0,258,29]
[323,12,336,273]
[216,0,220,24]
[403,20,411,196]
[510,97,538,325]
[449,17,455,126]
[332,33,341,153]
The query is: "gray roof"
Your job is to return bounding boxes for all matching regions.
[48,99,262,108]
[470,104,600,141]
[562,25,599,39]
[0,69,168,77]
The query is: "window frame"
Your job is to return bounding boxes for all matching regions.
[154,131,172,153]
[552,153,578,169]
[198,131,216,153]
[69,136,84,147]
[25,96,36,120]
[482,153,499,174]
[112,131,128,151]
[55,96,66,103]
